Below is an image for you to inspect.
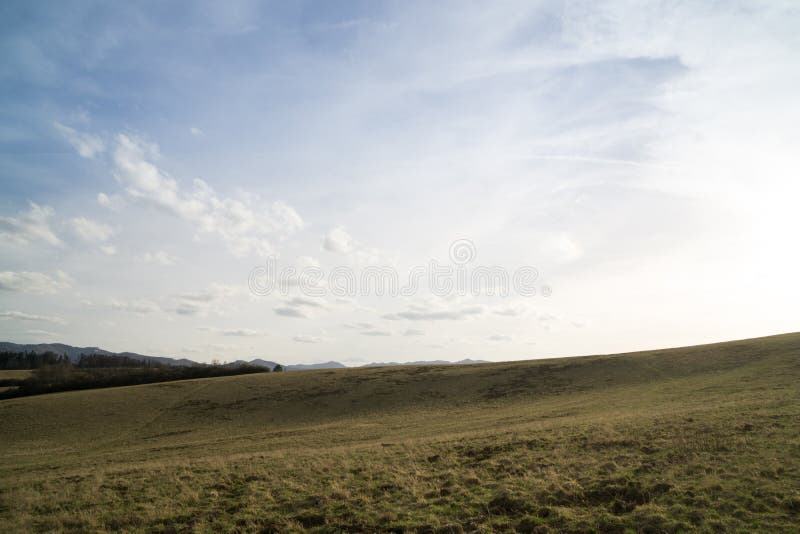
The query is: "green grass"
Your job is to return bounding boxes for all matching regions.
[1,333,800,532]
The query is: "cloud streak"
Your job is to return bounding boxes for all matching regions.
[70,217,113,242]
[0,203,61,246]
[0,271,71,294]
[383,306,484,321]
[197,327,259,337]
[0,310,67,324]
[54,122,104,159]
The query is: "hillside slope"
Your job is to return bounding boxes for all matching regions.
[1,333,799,532]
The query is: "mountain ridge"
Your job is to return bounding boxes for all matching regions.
[0,342,197,367]
[0,342,488,370]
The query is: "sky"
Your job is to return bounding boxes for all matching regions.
[1,1,799,365]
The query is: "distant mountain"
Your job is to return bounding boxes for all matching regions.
[0,342,199,367]
[233,359,486,371]
[228,358,281,370]
[286,361,347,371]
[250,358,281,369]
[227,359,341,371]
[1,341,489,371]
[361,359,489,368]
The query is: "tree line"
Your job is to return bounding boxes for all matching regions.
[0,351,277,398]
[0,351,70,369]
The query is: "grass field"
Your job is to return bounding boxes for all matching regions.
[0,370,32,395]
[0,369,33,381]
[1,333,799,532]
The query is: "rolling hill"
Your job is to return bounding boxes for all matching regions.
[1,333,799,532]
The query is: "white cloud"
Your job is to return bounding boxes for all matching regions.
[361,330,391,336]
[70,217,113,242]
[170,284,241,316]
[0,270,71,294]
[270,201,304,233]
[100,245,117,256]
[537,312,559,322]
[54,122,104,159]
[110,299,160,314]
[275,307,309,318]
[541,233,583,263]
[492,305,531,317]
[286,297,327,308]
[197,326,259,337]
[295,256,320,269]
[223,329,258,337]
[293,334,322,343]
[323,226,353,253]
[190,127,203,136]
[0,202,61,246]
[402,328,425,336]
[271,296,329,320]
[25,329,57,337]
[344,322,374,330]
[138,251,177,266]
[383,306,484,321]
[111,133,303,257]
[320,227,389,266]
[0,310,67,324]
[97,192,125,211]
[343,322,397,337]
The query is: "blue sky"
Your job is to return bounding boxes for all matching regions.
[1,1,799,364]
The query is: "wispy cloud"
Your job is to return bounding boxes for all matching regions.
[197,326,259,337]
[110,133,303,257]
[0,202,61,246]
[402,328,425,336]
[323,226,353,253]
[0,310,67,324]
[54,122,104,159]
[137,251,177,266]
[275,307,309,319]
[70,217,113,242]
[383,306,484,321]
[169,284,241,316]
[344,322,375,330]
[110,299,160,315]
[286,297,327,309]
[0,270,71,294]
[293,334,322,343]
[96,193,124,211]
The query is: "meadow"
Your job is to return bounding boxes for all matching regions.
[0,370,31,395]
[1,333,799,532]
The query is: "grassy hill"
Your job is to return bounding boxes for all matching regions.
[1,333,799,532]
